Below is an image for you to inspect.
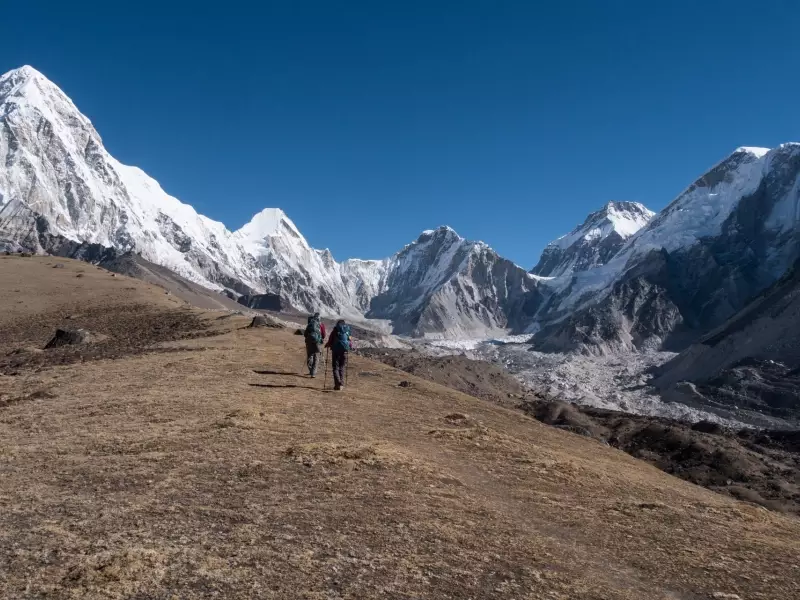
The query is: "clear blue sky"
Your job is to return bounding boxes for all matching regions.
[2,1,799,266]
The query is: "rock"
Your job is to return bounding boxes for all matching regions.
[691,420,726,435]
[248,315,281,328]
[76,273,84,278]
[44,328,103,349]
[711,593,742,600]
[398,381,412,388]
[294,329,304,336]
[52,264,64,269]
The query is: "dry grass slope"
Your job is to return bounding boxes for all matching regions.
[0,256,799,599]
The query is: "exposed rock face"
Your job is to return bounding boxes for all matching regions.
[238,293,287,312]
[367,227,544,337]
[650,258,800,426]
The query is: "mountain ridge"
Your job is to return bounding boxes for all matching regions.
[531,200,655,278]
[0,66,541,337]
[3,65,800,351]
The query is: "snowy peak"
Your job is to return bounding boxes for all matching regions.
[0,65,45,97]
[531,201,654,277]
[235,208,308,250]
[553,201,654,249]
[0,65,99,141]
[418,225,461,240]
[602,201,655,237]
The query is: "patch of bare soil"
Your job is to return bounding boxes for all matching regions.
[0,256,216,375]
[1,305,211,375]
[365,348,800,515]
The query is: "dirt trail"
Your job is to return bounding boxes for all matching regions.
[1,256,799,599]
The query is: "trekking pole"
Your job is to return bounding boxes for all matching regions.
[323,348,329,390]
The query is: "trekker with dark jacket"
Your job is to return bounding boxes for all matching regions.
[325,319,353,391]
[304,312,326,377]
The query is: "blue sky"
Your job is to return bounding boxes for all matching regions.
[2,1,799,266]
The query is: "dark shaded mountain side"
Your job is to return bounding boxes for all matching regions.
[237,293,287,311]
[651,258,800,426]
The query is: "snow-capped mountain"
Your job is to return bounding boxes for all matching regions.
[531,201,654,277]
[230,207,387,318]
[530,145,800,353]
[0,65,261,294]
[0,65,537,336]
[367,227,543,337]
[3,65,800,350]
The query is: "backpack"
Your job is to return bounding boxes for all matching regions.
[304,315,322,344]
[332,323,351,352]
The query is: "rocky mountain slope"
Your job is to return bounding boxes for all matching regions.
[365,227,543,337]
[530,145,800,353]
[652,257,800,423]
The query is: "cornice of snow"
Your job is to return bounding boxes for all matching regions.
[735,146,770,158]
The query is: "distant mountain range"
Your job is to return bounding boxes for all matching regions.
[2,65,799,356]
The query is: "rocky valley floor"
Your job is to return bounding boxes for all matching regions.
[1,256,799,599]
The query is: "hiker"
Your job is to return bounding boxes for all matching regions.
[304,312,326,378]
[325,319,353,391]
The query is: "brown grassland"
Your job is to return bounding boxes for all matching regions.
[0,256,798,599]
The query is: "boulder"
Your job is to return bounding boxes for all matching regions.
[44,328,101,349]
[248,315,281,329]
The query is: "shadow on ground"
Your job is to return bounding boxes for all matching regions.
[253,369,306,376]
[248,383,323,391]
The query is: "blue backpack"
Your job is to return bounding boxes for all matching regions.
[333,323,351,352]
